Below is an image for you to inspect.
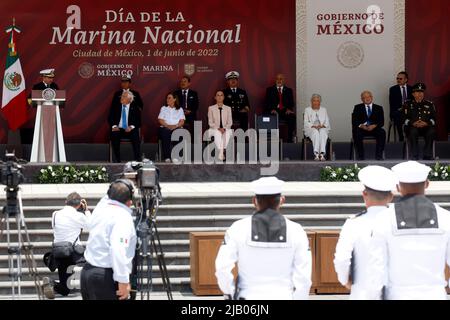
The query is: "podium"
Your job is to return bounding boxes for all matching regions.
[30,89,67,162]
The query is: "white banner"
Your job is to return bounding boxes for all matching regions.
[297,0,405,142]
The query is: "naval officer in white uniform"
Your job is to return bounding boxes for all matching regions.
[334,166,398,299]
[215,177,312,300]
[368,161,450,300]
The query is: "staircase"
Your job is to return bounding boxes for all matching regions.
[1,182,449,295]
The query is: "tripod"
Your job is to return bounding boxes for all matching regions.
[132,189,172,300]
[0,188,43,299]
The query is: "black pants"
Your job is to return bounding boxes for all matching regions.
[354,127,386,160]
[80,263,118,300]
[110,128,141,163]
[391,112,404,141]
[54,257,73,296]
[159,127,184,160]
[405,125,436,159]
[277,109,296,142]
[233,112,249,131]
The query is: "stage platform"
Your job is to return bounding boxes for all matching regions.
[18,159,450,183]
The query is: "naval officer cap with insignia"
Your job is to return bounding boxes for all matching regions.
[251,176,286,210]
[392,161,431,193]
[40,68,55,78]
[225,70,240,80]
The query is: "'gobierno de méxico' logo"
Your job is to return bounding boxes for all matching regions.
[4,72,22,91]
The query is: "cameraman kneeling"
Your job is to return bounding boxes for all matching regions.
[81,179,137,300]
[52,192,91,296]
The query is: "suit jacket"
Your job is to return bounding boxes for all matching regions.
[111,89,144,111]
[174,89,199,117]
[265,85,295,112]
[352,103,385,133]
[389,84,412,118]
[223,88,250,114]
[208,104,233,130]
[32,82,60,91]
[108,94,142,129]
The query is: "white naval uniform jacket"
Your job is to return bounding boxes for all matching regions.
[334,206,389,300]
[368,202,450,300]
[215,214,312,300]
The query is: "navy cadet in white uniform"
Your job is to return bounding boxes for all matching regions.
[334,166,398,299]
[368,161,450,300]
[81,179,137,300]
[215,177,312,300]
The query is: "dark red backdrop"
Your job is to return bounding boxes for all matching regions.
[406,0,450,140]
[0,0,296,143]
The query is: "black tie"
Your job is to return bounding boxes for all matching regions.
[232,88,236,94]
[219,107,223,129]
[183,90,188,109]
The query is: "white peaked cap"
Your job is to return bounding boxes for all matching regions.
[392,161,431,183]
[251,177,285,195]
[40,69,55,76]
[225,71,240,80]
[358,166,398,192]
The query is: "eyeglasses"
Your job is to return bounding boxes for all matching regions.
[397,77,405,80]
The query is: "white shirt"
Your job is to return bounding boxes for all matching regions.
[52,206,91,244]
[215,216,312,300]
[368,203,450,300]
[84,196,137,283]
[334,206,388,299]
[361,103,373,126]
[158,106,186,126]
[112,104,134,130]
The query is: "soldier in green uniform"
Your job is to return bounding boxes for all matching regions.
[402,83,436,160]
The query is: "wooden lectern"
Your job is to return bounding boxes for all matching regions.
[30,89,67,163]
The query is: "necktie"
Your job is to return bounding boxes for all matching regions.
[121,105,128,129]
[232,88,236,94]
[183,90,188,109]
[367,105,372,125]
[219,107,223,129]
[402,86,407,104]
[278,87,283,110]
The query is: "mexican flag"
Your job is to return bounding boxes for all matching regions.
[1,20,27,131]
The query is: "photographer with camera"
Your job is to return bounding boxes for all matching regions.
[81,179,137,300]
[50,192,91,297]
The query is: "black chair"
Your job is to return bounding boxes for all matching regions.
[387,119,398,142]
[255,114,283,159]
[109,128,143,162]
[403,126,436,160]
[302,136,332,161]
[350,113,385,160]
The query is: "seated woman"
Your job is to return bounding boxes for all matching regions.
[208,91,233,161]
[158,92,185,163]
[304,94,331,161]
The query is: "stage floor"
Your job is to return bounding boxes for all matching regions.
[20,160,449,183]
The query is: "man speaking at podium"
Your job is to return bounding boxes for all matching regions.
[32,69,59,90]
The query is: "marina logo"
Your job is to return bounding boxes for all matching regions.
[184,63,195,76]
[142,65,175,75]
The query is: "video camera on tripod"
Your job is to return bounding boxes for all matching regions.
[0,152,44,299]
[121,159,172,300]
[1,152,25,216]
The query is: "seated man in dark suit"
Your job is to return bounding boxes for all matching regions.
[389,71,412,141]
[108,91,142,163]
[264,74,296,142]
[174,76,199,133]
[352,91,386,160]
[111,76,143,111]
[402,83,436,160]
[223,71,250,131]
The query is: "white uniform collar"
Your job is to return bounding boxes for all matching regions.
[366,205,388,215]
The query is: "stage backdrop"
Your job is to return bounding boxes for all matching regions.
[0,0,296,143]
[297,0,405,142]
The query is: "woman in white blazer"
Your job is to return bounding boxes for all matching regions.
[208,91,233,161]
[304,94,331,161]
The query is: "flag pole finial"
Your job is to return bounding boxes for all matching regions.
[12,17,15,26]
